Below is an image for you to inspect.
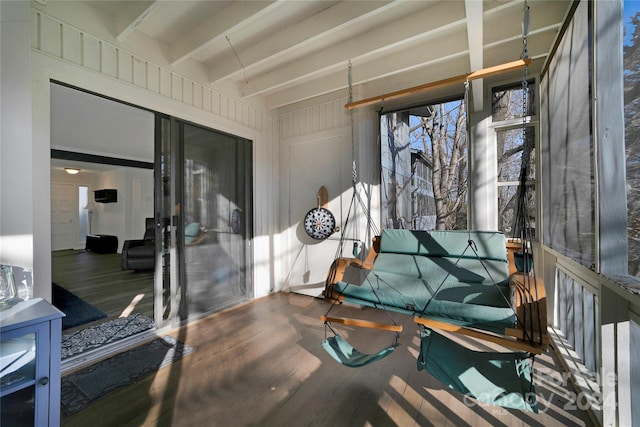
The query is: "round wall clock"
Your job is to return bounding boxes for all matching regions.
[231,209,241,234]
[303,207,336,240]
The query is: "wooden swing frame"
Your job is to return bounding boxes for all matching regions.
[323,237,548,354]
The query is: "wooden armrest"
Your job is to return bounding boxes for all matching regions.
[323,236,380,301]
[414,317,546,354]
[509,273,547,340]
[322,315,402,332]
[323,257,363,300]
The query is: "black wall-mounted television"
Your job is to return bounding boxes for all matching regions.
[94,189,117,203]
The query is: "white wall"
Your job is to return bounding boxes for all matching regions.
[92,168,154,251]
[278,94,381,296]
[9,5,279,300]
[0,1,33,271]
[50,166,153,252]
[7,3,385,303]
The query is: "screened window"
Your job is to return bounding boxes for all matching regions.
[492,81,536,120]
[625,1,640,276]
[492,82,536,238]
[380,99,467,231]
[540,0,595,268]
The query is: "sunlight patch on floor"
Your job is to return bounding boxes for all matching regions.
[120,293,144,317]
[377,390,417,426]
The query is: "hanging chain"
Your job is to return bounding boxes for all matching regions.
[520,0,543,346]
[521,1,530,61]
[348,61,357,185]
[348,61,359,252]
[521,0,530,154]
[519,0,530,243]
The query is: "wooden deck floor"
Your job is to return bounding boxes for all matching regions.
[61,292,595,427]
[52,250,154,333]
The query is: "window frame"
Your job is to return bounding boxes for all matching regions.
[489,82,540,240]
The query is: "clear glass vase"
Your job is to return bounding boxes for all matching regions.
[0,265,17,310]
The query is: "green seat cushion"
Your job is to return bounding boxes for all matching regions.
[184,222,200,245]
[378,229,508,262]
[336,269,514,334]
[321,334,397,368]
[418,329,538,412]
[334,229,515,334]
[372,253,509,286]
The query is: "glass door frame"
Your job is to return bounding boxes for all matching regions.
[154,114,254,329]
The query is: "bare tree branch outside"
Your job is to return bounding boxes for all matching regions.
[624,8,640,276]
[407,100,468,230]
[380,100,468,231]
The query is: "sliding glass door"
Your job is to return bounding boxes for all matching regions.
[156,116,253,326]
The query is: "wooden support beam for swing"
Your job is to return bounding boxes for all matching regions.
[413,317,545,355]
[321,315,403,332]
[345,58,532,110]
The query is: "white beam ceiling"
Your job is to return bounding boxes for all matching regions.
[47,0,572,111]
[465,0,484,112]
[114,1,161,42]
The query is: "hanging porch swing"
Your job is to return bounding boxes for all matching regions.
[319,1,546,413]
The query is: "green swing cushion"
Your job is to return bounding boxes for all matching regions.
[417,329,538,412]
[335,229,515,334]
[321,334,397,368]
[185,222,201,245]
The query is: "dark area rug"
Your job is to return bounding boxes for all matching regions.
[52,283,107,330]
[60,336,194,416]
[61,313,155,359]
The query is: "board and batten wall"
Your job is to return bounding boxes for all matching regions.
[279,96,382,297]
[5,2,383,303]
[21,5,279,300]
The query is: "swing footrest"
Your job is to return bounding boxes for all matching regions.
[321,315,403,332]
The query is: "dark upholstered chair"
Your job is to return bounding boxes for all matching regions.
[121,218,155,271]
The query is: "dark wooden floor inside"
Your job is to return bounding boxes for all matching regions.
[52,249,154,333]
[60,292,595,427]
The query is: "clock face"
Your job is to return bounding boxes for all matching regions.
[304,207,336,240]
[231,209,241,234]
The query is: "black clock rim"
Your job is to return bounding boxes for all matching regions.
[303,207,335,240]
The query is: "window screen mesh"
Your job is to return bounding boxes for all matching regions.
[540,1,595,267]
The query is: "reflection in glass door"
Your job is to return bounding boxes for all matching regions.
[157,117,252,326]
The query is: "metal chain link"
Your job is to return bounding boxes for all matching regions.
[348,61,357,185]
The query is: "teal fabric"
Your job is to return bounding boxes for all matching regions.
[184,222,200,244]
[335,230,515,334]
[371,254,509,286]
[339,293,514,335]
[185,222,200,236]
[321,334,397,368]
[378,229,509,262]
[417,329,538,412]
[337,270,511,311]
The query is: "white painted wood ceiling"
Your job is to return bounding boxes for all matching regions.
[45,0,571,111]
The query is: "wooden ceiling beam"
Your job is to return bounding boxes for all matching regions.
[345,58,531,110]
